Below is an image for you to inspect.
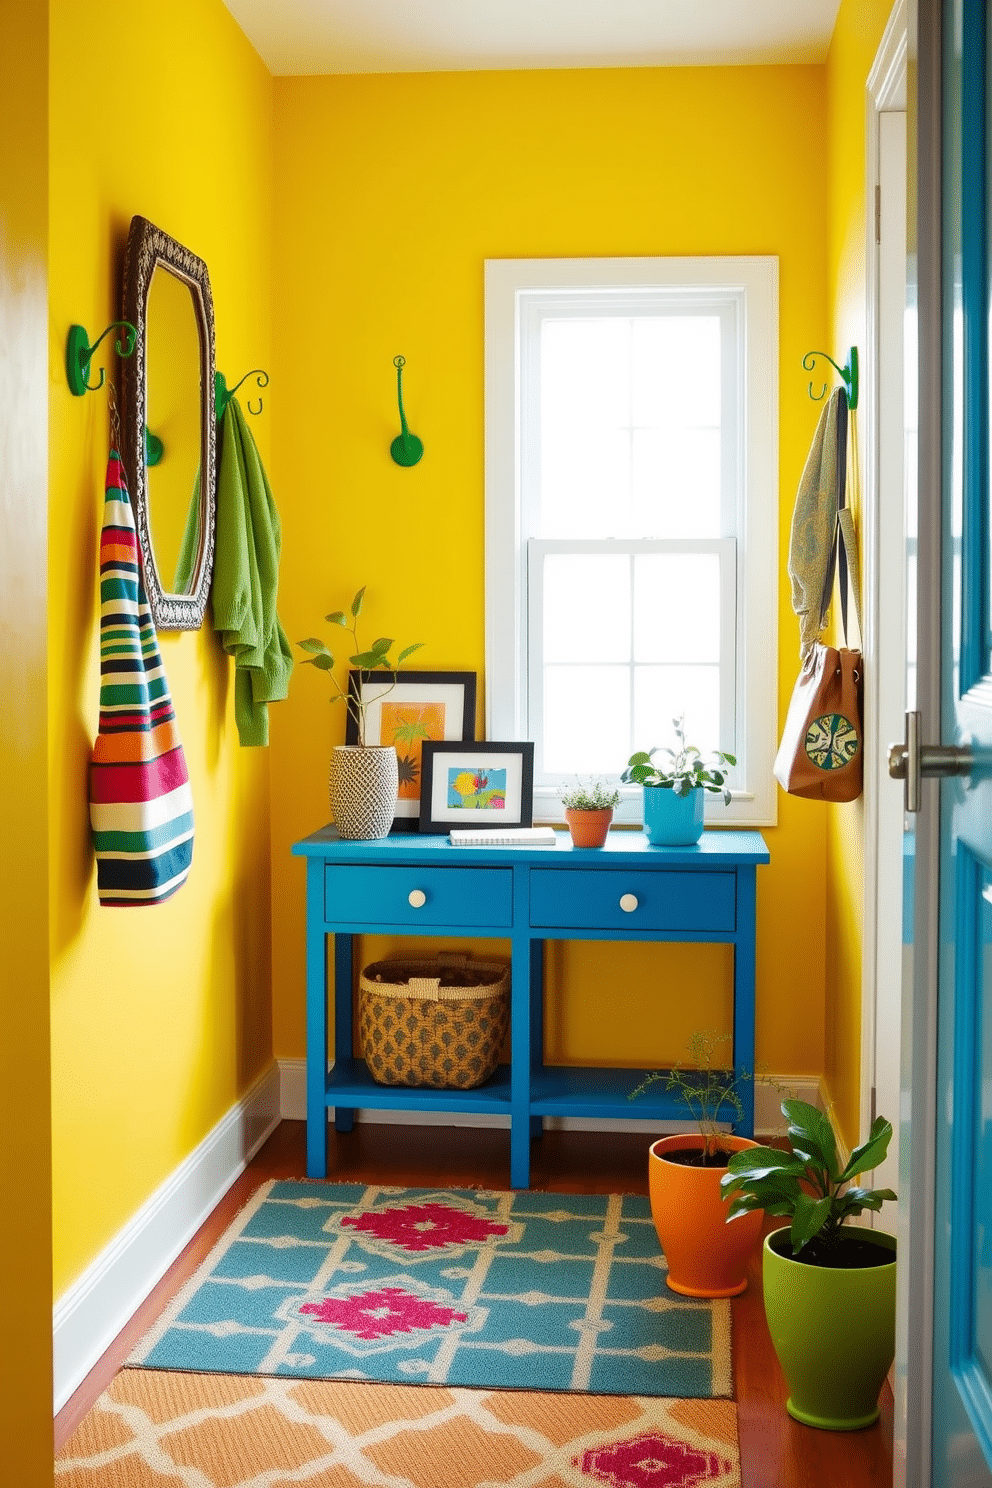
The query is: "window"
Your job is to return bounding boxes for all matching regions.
[485,256,778,826]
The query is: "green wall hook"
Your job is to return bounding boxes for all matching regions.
[802,346,859,410]
[66,320,138,396]
[390,355,424,466]
[144,426,164,466]
[215,368,269,424]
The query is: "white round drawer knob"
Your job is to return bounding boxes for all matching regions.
[619,893,639,913]
[408,889,427,908]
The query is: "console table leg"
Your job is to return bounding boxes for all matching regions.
[734,867,758,1138]
[509,871,532,1188]
[530,940,544,1141]
[305,862,329,1177]
[333,933,355,1134]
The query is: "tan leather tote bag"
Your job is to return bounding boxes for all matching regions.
[775,386,864,801]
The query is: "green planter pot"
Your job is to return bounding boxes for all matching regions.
[762,1227,896,1431]
[642,785,705,845]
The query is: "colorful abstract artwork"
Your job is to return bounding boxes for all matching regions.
[446,767,507,810]
[379,702,446,800]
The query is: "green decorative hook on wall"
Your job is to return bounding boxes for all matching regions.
[802,346,859,410]
[215,368,269,424]
[66,320,138,396]
[390,355,424,466]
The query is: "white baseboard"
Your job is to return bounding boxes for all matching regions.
[278,1058,823,1138]
[52,1062,281,1414]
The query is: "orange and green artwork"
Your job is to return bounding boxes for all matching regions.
[447,768,507,810]
[379,702,445,799]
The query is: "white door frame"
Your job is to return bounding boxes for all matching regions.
[861,0,908,1193]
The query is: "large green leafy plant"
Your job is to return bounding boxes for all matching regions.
[297,587,422,747]
[623,714,736,804]
[720,1098,896,1260]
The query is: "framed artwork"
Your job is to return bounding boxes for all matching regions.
[418,741,535,833]
[346,670,477,831]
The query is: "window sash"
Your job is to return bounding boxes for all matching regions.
[484,255,779,826]
[519,294,742,543]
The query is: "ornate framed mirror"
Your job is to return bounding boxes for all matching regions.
[121,215,217,630]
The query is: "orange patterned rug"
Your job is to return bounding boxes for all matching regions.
[56,1370,741,1487]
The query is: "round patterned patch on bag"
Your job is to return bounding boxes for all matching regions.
[804,712,860,771]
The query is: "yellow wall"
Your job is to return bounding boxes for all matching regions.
[0,0,54,1473]
[48,0,275,1296]
[41,2,899,1330]
[821,0,897,1147]
[268,65,832,1083]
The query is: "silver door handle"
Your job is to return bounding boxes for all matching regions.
[888,710,973,812]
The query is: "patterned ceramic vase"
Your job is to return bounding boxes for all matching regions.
[329,745,399,840]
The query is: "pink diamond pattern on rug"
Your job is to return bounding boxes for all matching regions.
[576,1432,733,1488]
[298,1287,468,1340]
[340,1202,508,1251]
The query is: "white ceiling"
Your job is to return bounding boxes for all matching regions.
[222,0,843,78]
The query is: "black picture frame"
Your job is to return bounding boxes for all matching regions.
[418,741,535,833]
[345,670,477,832]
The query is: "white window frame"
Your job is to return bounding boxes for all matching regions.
[484,255,779,827]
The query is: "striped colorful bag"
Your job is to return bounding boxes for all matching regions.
[88,453,194,906]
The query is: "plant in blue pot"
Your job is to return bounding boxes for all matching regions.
[623,715,735,845]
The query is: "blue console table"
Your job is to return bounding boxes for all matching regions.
[292,826,769,1188]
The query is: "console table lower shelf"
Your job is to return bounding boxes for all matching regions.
[292,824,769,1189]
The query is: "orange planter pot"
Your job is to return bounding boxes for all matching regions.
[648,1134,764,1298]
[564,807,614,848]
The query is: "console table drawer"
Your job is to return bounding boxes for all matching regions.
[529,869,736,933]
[324,865,513,927]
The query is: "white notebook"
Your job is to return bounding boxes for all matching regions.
[449,827,558,848]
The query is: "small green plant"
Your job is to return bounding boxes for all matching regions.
[297,587,423,747]
[622,714,736,804]
[629,1030,749,1162]
[720,1098,896,1261]
[559,779,622,812]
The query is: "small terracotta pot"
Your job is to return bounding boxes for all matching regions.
[564,807,614,848]
[648,1133,764,1297]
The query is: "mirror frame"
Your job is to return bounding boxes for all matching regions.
[121,215,217,630]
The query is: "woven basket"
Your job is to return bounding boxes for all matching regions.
[359,952,509,1089]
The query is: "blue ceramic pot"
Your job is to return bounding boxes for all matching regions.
[642,785,705,845]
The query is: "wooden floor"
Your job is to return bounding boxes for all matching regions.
[55,1120,894,1486]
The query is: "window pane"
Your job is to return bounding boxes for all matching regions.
[540,428,631,536]
[632,427,721,536]
[539,312,724,540]
[541,320,631,536]
[543,553,631,663]
[543,665,630,774]
[633,666,721,753]
[630,315,721,427]
[633,553,721,663]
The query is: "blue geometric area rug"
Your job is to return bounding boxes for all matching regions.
[128,1181,732,1398]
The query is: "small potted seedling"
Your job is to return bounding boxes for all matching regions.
[631,1031,763,1298]
[298,586,423,840]
[558,779,622,848]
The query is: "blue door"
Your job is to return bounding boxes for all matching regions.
[930,2,992,1480]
